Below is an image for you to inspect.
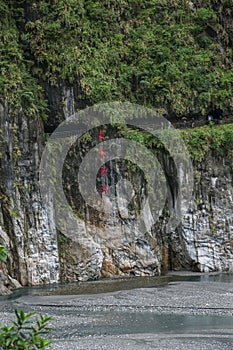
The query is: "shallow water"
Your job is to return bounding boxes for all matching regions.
[55,311,233,338]
[2,271,233,301]
[2,273,233,349]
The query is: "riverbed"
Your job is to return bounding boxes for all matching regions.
[1,273,233,349]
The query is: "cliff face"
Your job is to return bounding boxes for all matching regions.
[169,153,233,272]
[0,103,59,294]
[58,126,233,281]
[0,88,232,295]
[0,0,233,295]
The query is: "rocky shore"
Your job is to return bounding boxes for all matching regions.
[1,275,233,349]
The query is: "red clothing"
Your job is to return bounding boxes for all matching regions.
[100,183,109,194]
[100,165,108,176]
[98,129,105,141]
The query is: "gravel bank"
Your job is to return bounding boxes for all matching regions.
[1,279,233,349]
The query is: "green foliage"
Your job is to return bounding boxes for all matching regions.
[0,0,233,116]
[120,123,233,162]
[0,309,53,349]
[0,0,48,118]
[181,123,233,161]
[0,244,9,263]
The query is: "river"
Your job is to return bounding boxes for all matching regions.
[1,273,233,349]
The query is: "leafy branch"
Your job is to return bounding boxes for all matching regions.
[0,244,9,263]
[0,309,53,349]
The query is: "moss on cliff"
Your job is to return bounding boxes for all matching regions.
[121,123,233,162]
[181,123,233,161]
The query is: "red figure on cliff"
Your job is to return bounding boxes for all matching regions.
[98,129,109,196]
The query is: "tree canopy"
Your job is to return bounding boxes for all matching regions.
[0,0,233,117]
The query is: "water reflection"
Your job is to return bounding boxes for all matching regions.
[1,272,233,301]
[52,311,233,338]
[60,312,233,337]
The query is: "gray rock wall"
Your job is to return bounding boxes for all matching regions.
[182,154,233,272]
[0,91,232,295]
[59,132,233,281]
[0,103,59,294]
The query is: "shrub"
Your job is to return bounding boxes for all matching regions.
[0,245,9,263]
[0,309,53,349]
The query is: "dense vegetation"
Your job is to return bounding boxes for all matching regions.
[120,122,233,161]
[0,0,233,118]
[181,122,233,161]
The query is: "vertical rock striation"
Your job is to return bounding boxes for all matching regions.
[0,78,232,295]
[0,103,59,294]
[181,154,233,272]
